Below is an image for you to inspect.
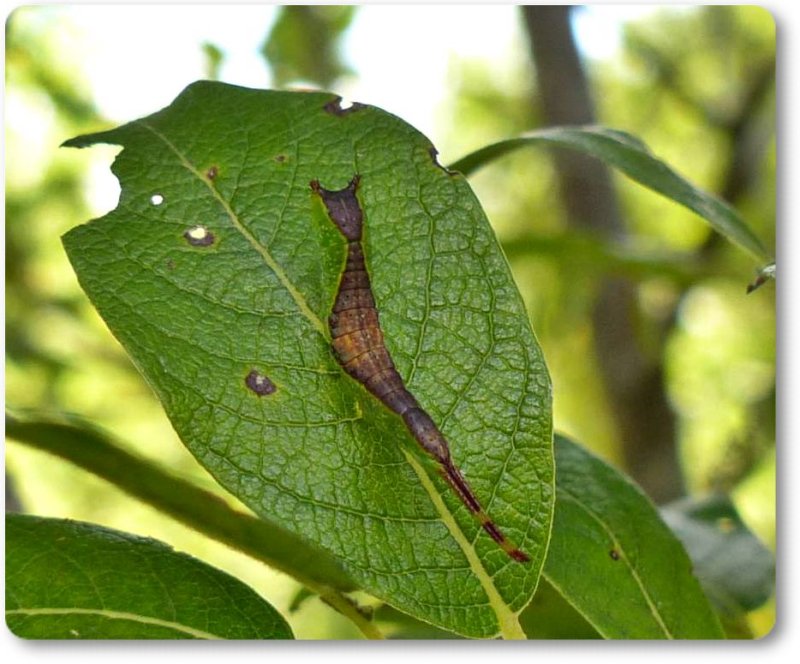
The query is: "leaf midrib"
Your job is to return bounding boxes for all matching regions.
[6,607,222,639]
[555,487,674,638]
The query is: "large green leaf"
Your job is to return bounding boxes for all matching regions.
[545,435,724,639]
[6,514,292,639]
[449,126,771,263]
[62,82,554,638]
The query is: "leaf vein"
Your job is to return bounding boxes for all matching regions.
[138,120,328,338]
[6,607,222,640]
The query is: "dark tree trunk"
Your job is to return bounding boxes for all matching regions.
[522,5,684,502]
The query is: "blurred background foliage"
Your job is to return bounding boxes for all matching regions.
[5,5,775,638]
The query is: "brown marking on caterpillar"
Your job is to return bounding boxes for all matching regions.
[311,175,529,563]
[324,97,365,116]
[245,369,276,396]
[183,225,215,247]
[335,328,387,365]
[206,165,219,180]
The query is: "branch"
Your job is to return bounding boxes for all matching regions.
[6,410,384,640]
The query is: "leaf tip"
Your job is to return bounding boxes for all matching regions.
[747,262,776,294]
[60,128,122,150]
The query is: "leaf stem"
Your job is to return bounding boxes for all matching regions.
[5,410,384,640]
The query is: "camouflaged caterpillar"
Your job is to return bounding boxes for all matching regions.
[311,175,529,563]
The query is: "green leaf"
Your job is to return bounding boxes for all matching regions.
[6,514,293,639]
[545,435,725,639]
[201,41,224,81]
[262,5,357,87]
[61,81,554,639]
[374,603,466,639]
[5,409,356,593]
[661,494,775,617]
[519,578,601,639]
[449,126,771,263]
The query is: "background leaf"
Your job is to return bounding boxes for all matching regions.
[544,435,724,639]
[660,494,775,618]
[6,514,293,639]
[5,409,356,592]
[61,81,554,638]
[261,5,356,87]
[519,578,601,639]
[449,126,771,263]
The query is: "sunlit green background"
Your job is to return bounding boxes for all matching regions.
[5,5,775,638]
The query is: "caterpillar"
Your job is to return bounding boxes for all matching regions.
[311,175,529,563]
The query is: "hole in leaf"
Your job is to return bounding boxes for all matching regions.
[150,194,164,206]
[245,369,276,396]
[429,146,456,175]
[183,225,215,247]
[324,97,364,116]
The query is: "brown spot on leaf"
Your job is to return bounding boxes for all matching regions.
[245,369,276,396]
[324,97,365,116]
[206,165,219,180]
[275,154,287,163]
[609,549,620,561]
[183,225,215,247]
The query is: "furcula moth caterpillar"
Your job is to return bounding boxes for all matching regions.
[311,175,529,563]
